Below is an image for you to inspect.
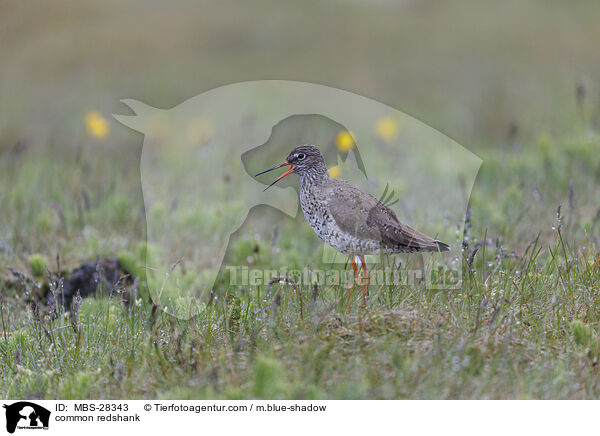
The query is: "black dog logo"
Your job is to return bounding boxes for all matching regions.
[3,402,50,433]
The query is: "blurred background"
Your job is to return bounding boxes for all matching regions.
[2,0,599,145]
[1,0,599,274]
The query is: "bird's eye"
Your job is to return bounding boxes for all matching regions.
[297,153,306,161]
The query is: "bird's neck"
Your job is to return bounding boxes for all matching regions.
[300,166,330,190]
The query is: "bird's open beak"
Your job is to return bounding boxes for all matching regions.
[255,161,295,191]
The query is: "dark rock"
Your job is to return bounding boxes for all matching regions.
[55,257,129,309]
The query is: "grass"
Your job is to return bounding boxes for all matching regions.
[1,0,600,399]
[1,117,600,399]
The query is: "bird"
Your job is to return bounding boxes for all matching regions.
[256,144,449,307]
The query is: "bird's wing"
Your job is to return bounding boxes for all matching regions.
[327,179,448,252]
[326,180,383,240]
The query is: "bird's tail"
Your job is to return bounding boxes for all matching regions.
[411,240,450,252]
[434,241,450,252]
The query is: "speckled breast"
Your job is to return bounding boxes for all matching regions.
[299,181,381,256]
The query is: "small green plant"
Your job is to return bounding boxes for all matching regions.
[463,345,485,376]
[28,254,48,278]
[253,356,286,398]
[571,320,600,357]
[117,251,139,276]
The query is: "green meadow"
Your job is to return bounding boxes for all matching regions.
[1,0,600,399]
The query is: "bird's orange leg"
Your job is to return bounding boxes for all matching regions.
[360,255,369,308]
[351,257,360,282]
[344,257,360,312]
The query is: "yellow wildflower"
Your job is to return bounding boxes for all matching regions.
[329,165,341,178]
[335,131,354,152]
[375,116,399,142]
[84,111,109,140]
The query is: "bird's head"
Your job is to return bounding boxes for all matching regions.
[256,144,329,191]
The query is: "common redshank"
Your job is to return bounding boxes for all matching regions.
[256,144,449,306]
